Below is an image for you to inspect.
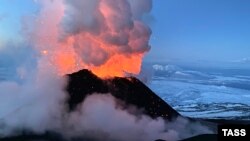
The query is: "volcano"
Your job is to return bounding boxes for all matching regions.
[66,69,179,120]
[0,69,221,141]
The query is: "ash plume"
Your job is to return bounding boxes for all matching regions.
[32,0,152,77]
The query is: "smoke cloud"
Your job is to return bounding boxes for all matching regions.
[31,0,152,77]
[64,94,213,141]
[0,84,213,141]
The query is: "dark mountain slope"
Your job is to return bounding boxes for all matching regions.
[66,69,180,120]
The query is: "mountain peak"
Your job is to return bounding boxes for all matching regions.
[66,69,180,120]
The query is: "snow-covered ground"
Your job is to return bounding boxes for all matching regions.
[148,64,250,120]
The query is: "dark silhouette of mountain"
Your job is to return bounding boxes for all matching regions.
[66,69,180,120]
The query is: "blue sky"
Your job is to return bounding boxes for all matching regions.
[0,0,250,64]
[0,0,38,43]
[147,0,250,63]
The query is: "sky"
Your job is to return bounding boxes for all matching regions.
[0,0,250,64]
[0,0,38,43]
[147,0,250,63]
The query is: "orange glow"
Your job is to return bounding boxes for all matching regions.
[91,54,143,77]
[53,51,78,75]
[34,0,149,78]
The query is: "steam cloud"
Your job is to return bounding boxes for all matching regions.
[0,81,213,141]
[0,0,214,141]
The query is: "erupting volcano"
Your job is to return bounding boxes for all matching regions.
[1,0,233,141]
[34,0,152,77]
